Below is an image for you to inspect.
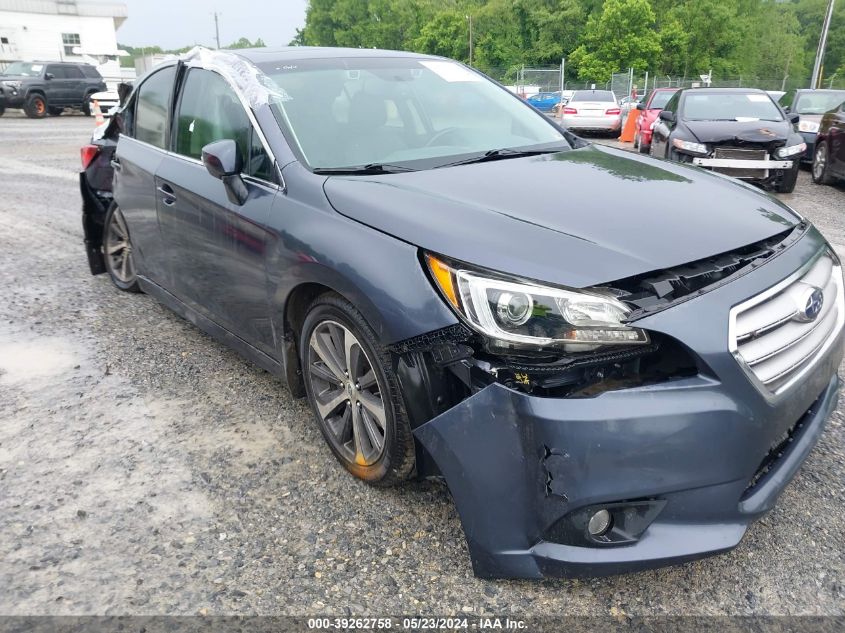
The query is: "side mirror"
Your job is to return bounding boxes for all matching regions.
[201,139,248,205]
[659,110,675,123]
[636,102,645,111]
[45,73,54,80]
[789,112,800,125]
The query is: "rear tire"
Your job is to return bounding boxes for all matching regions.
[103,204,141,292]
[82,94,96,116]
[24,94,47,119]
[812,141,835,185]
[300,293,415,486]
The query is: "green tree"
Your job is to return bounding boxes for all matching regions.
[225,37,266,49]
[569,0,662,81]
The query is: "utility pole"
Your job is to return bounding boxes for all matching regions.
[811,0,836,89]
[213,12,221,49]
[466,15,473,66]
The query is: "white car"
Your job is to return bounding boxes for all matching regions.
[560,89,622,134]
[87,90,120,116]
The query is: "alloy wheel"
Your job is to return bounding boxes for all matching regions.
[307,320,387,466]
[813,146,826,181]
[105,207,136,283]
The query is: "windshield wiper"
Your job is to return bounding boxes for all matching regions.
[313,163,418,175]
[436,147,568,168]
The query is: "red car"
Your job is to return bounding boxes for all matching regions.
[633,88,678,153]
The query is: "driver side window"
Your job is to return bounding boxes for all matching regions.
[174,68,273,182]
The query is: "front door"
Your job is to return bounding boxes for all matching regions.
[156,67,278,353]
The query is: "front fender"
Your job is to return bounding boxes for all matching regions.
[266,163,458,347]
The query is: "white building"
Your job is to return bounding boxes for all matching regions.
[0,0,129,84]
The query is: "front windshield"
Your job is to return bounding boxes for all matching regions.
[648,90,676,109]
[259,57,568,170]
[793,91,845,114]
[2,62,44,77]
[683,92,783,121]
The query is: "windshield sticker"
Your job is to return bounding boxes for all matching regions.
[420,61,481,82]
[746,94,770,102]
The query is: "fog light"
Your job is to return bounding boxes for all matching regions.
[587,509,612,536]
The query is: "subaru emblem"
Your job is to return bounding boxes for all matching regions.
[795,286,824,322]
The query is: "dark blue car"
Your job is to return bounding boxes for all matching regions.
[80,47,844,579]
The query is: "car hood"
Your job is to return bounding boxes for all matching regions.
[322,145,801,288]
[683,119,792,144]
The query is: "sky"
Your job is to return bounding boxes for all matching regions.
[117,0,308,50]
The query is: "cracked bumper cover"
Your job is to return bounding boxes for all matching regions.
[412,229,842,579]
[691,157,793,170]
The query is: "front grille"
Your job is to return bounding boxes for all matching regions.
[730,249,844,395]
[713,147,769,178]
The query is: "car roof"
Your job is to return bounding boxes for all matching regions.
[680,87,769,95]
[231,46,441,64]
[794,88,845,93]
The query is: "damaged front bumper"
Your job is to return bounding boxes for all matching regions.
[410,229,843,579]
[691,157,793,171]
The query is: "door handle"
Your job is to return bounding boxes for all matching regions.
[157,184,176,205]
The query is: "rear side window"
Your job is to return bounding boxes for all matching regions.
[175,68,273,180]
[63,65,84,79]
[46,65,67,79]
[135,65,176,149]
[81,65,102,79]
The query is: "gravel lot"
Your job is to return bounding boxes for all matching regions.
[1,113,844,617]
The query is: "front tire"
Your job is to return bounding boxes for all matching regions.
[24,94,47,118]
[300,293,415,486]
[103,204,141,292]
[812,141,835,185]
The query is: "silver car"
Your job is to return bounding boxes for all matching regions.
[560,89,622,133]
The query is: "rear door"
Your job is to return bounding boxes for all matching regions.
[113,64,178,287]
[155,66,278,352]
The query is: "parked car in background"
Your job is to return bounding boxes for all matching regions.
[633,88,678,153]
[527,91,563,113]
[0,61,106,118]
[560,89,621,134]
[619,94,643,115]
[651,88,804,193]
[811,97,845,186]
[781,89,845,163]
[87,90,120,117]
[82,47,843,580]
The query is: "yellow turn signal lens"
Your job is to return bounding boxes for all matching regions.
[425,254,459,308]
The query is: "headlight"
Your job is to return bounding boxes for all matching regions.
[797,120,819,133]
[776,142,807,158]
[672,138,708,155]
[425,254,649,352]
[2,80,21,90]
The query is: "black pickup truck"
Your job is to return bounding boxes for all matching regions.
[0,61,106,118]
